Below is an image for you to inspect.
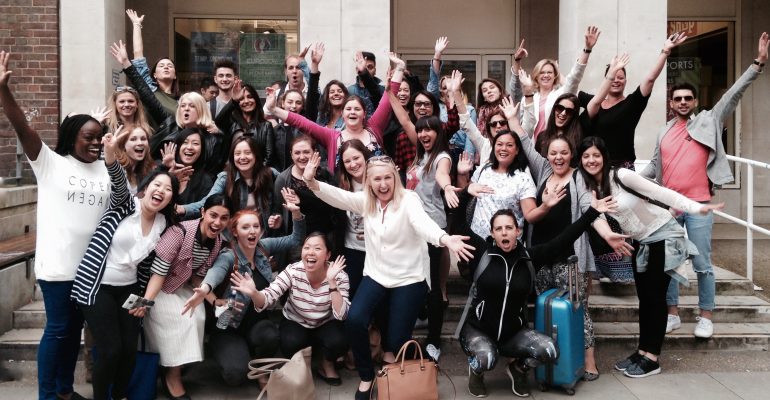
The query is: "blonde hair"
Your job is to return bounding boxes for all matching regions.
[531,59,562,90]
[106,88,152,135]
[175,91,214,128]
[363,159,405,216]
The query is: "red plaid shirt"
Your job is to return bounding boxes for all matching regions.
[394,105,459,171]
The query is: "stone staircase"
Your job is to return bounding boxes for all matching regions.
[1,265,769,375]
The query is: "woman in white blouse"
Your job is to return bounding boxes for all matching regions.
[301,151,474,399]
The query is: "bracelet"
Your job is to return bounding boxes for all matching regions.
[661,49,671,55]
[514,57,522,62]
[753,59,766,67]
[583,48,592,54]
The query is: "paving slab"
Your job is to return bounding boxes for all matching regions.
[617,372,743,400]
[708,372,770,400]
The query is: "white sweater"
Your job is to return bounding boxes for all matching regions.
[314,182,446,289]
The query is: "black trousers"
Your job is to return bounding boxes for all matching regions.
[80,283,140,400]
[280,318,347,361]
[633,240,671,355]
[209,319,279,386]
[426,244,445,347]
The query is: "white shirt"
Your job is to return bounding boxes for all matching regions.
[102,198,167,285]
[28,146,110,281]
[470,167,537,238]
[314,182,446,289]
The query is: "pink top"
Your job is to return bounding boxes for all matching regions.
[533,96,548,140]
[286,81,399,171]
[661,119,711,202]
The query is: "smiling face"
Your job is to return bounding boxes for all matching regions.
[412,94,434,118]
[581,145,604,180]
[291,140,313,171]
[179,133,202,166]
[669,88,697,118]
[417,127,437,152]
[481,81,501,103]
[124,128,149,162]
[397,81,411,107]
[547,138,572,176]
[327,84,346,107]
[140,174,174,215]
[552,99,576,128]
[301,235,331,274]
[200,205,231,239]
[537,63,556,90]
[239,90,257,114]
[232,141,256,174]
[488,114,509,137]
[153,58,176,82]
[72,120,103,163]
[342,147,366,181]
[608,69,627,96]
[179,98,200,128]
[343,98,365,128]
[367,164,396,204]
[214,67,235,91]
[115,92,138,120]
[494,133,518,166]
[283,92,304,113]
[491,214,519,253]
[233,213,262,251]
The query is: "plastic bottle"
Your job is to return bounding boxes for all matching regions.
[216,289,236,329]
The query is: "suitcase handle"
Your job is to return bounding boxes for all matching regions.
[566,255,580,309]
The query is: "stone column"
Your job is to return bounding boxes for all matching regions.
[60,0,125,116]
[300,0,391,88]
[559,0,668,159]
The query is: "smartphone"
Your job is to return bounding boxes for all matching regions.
[122,294,143,310]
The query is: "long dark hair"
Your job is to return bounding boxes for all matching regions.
[136,168,180,231]
[235,84,266,125]
[336,139,372,192]
[409,91,440,122]
[412,116,449,176]
[174,128,207,169]
[476,78,505,106]
[577,136,612,197]
[535,93,582,157]
[55,114,100,157]
[318,80,349,123]
[225,136,273,211]
[489,130,529,176]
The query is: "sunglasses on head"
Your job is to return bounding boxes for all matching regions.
[366,155,394,165]
[413,101,432,109]
[672,95,694,102]
[115,86,137,93]
[553,104,575,116]
[489,120,508,128]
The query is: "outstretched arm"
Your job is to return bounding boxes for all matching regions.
[0,51,43,160]
[577,25,600,65]
[586,54,630,118]
[126,9,145,59]
[640,32,687,97]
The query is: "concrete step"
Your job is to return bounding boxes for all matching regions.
[12,301,44,330]
[0,329,82,361]
[588,295,770,323]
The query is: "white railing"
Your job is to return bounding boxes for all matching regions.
[714,155,770,284]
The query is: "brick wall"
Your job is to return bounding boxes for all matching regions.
[0,0,59,183]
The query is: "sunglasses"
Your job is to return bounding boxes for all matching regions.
[413,101,432,109]
[115,86,137,93]
[366,155,394,165]
[553,104,575,116]
[672,95,694,102]
[489,120,508,128]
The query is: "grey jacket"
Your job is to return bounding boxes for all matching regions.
[641,66,761,186]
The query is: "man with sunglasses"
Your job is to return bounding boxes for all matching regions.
[642,32,769,339]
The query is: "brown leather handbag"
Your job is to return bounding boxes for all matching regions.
[247,346,315,400]
[374,340,439,400]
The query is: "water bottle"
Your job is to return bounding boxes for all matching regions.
[229,272,251,329]
[216,289,236,329]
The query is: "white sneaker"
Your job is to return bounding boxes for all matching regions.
[665,314,681,333]
[694,316,714,338]
[426,344,441,362]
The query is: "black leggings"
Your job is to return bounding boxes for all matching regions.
[209,319,279,386]
[460,323,558,375]
[426,244,444,347]
[80,284,140,400]
[633,241,671,355]
[280,318,347,361]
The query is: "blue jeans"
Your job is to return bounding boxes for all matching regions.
[666,211,716,311]
[346,277,428,382]
[37,280,84,400]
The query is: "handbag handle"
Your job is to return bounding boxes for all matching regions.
[393,339,425,372]
[247,357,290,380]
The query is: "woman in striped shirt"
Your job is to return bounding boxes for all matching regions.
[230,232,350,386]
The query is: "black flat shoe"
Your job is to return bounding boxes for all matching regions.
[315,369,342,386]
[160,371,192,400]
[354,383,373,400]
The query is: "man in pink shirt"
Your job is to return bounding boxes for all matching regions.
[642,32,769,339]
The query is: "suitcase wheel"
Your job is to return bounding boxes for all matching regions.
[565,387,576,396]
[538,383,550,392]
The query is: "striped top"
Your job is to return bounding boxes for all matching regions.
[255,261,350,329]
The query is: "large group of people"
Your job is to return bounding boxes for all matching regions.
[0,8,767,399]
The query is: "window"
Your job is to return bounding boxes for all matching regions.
[173,18,298,92]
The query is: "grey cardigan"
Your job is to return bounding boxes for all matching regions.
[641,66,761,186]
[520,134,595,273]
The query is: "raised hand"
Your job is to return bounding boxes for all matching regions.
[230,270,258,298]
[0,51,13,87]
[311,42,325,66]
[468,183,495,197]
[663,31,688,53]
[90,106,109,124]
[160,142,177,167]
[457,151,473,176]
[757,32,769,63]
[303,151,321,182]
[590,191,618,214]
[542,183,567,208]
[281,187,301,213]
[231,78,244,102]
[354,51,367,73]
[441,234,475,262]
[102,125,126,163]
[264,86,277,111]
[298,43,311,59]
[109,40,131,67]
[499,96,519,121]
[513,38,528,61]
[326,255,347,285]
[388,52,405,69]
[585,26,601,50]
[126,9,144,26]
[267,214,282,229]
[446,69,464,93]
[607,53,631,77]
[518,69,534,94]
[434,36,449,58]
